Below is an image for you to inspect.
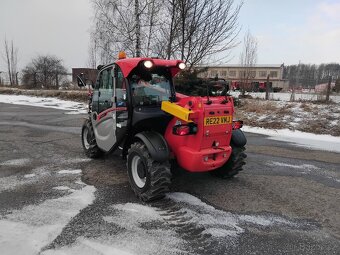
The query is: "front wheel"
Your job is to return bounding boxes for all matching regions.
[210,143,247,178]
[127,142,171,202]
[81,119,103,158]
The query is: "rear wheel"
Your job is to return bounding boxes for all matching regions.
[127,142,171,202]
[81,119,103,158]
[211,143,247,178]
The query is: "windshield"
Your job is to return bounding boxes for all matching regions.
[130,73,172,106]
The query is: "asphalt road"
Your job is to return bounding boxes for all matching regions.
[0,102,339,255]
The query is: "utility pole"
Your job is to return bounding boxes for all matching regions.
[265,74,270,100]
[326,75,332,102]
[135,0,141,57]
[291,60,300,102]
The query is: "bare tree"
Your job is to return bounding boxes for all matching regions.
[90,0,242,67]
[91,0,150,59]
[87,34,99,69]
[167,0,242,68]
[3,38,18,85]
[239,30,257,95]
[22,55,67,89]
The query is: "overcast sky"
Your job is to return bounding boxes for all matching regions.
[0,0,339,72]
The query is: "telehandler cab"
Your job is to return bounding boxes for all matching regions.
[77,53,247,201]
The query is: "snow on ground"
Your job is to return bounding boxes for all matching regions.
[0,158,30,166]
[24,174,36,178]
[235,98,340,137]
[58,169,83,175]
[167,192,298,230]
[0,181,96,255]
[267,161,340,183]
[52,186,74,191]
[44,192,305,255]
[243,126,340,153]
[230,91,340,103]
[268,161,320,170]
[0,94,87,114]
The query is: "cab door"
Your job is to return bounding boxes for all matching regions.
[114,65,128,143]
[91,66,117,152]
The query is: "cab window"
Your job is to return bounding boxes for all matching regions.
[115,66,126,107]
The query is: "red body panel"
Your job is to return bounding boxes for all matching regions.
[115,58,184,78]
[165,95,235,172]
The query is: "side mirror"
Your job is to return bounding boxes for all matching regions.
[76,74,86,87]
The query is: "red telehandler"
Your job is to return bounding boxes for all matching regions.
[77,53,247,201]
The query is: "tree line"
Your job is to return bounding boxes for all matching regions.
[1,39,69,89]
[283,63,340,88]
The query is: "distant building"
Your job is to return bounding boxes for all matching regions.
[72,68,98,84]
[197,64,289,91]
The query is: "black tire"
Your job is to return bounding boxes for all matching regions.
[127,142,172,202]
[210,143,247,178]
[81,119,103,158]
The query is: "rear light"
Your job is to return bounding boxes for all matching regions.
[174,125,190,135]
[232,120,243,130]
[173,123,198,136]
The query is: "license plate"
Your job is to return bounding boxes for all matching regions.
[204,116,232,126]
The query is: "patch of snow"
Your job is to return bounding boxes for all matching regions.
[242,126,340,153]
[0,94,87,114]
[42,238,137,255]
[75,180,86,185]
[59,158,92,164]
[0,158,30,166]
[0,183,96,255]
[268,161,320,170]
[230,92,340,103]
[58,169,82,175]
[238,215,296,227]
[43,192,305,255]
[0,176,32,193]
[53,186,73,191]
[330,120,338,126]
[24,174,36,178]
[0,165,50,193]
[168,193,297,232]
[167,192,216,211]
[202,228,237,237]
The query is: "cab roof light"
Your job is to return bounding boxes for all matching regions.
[178,62,186,70]
[144,60,153,68]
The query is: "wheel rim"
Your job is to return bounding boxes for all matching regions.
[83,128,90,150]
[131,155,146,188]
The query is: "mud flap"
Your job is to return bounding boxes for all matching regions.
[231,129,247,147]
[135,131,169,162]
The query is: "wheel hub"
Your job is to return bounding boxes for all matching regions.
[137,164,146,179]
[83,128,90,150]
[131,155,147,188]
